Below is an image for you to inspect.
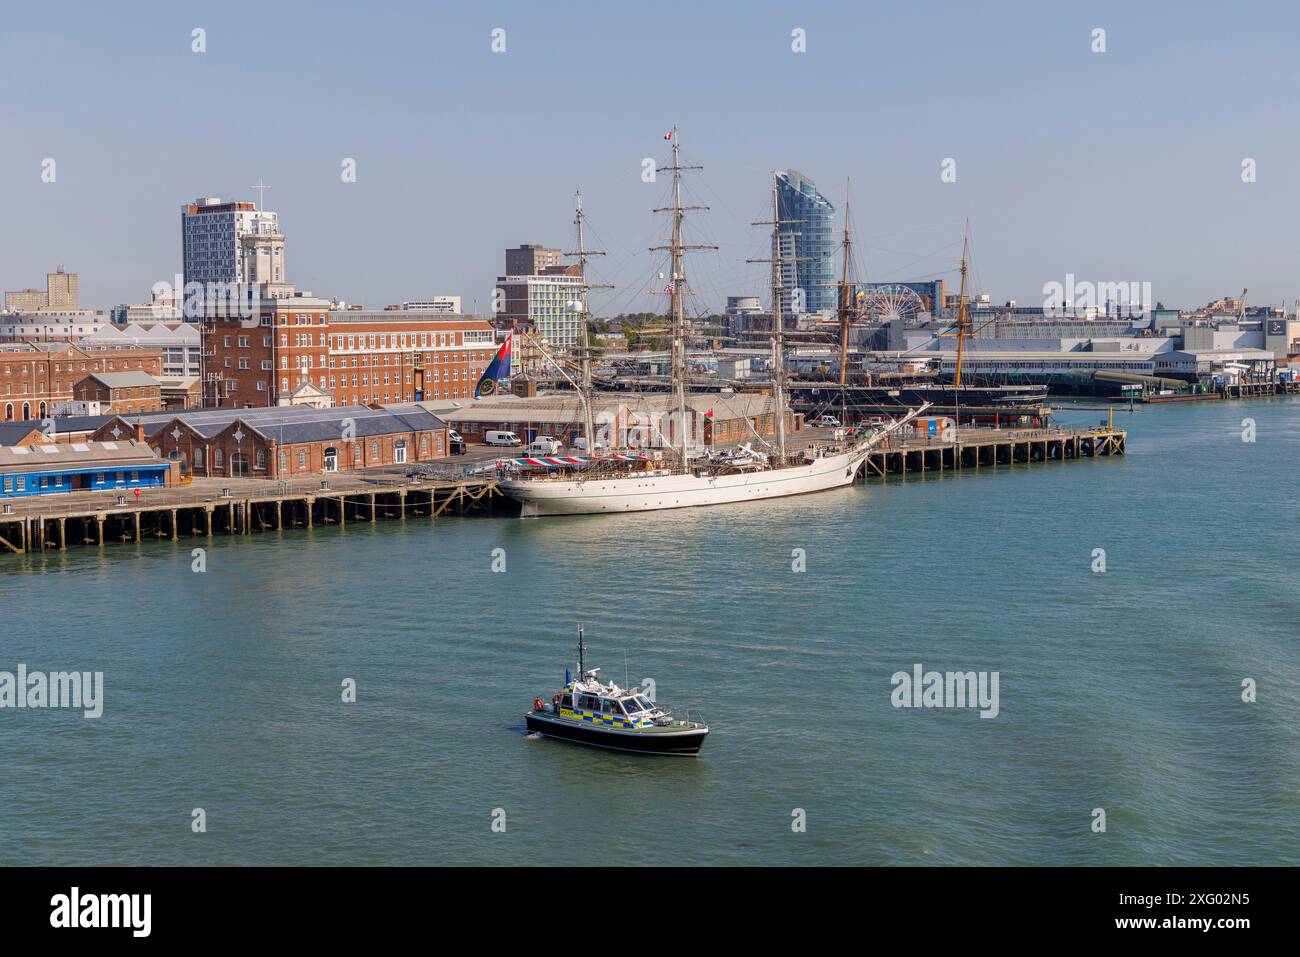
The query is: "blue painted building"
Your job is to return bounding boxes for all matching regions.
[0,439,172,498]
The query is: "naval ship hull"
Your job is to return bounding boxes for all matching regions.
[525,712,708,755]
[500,447,864,518]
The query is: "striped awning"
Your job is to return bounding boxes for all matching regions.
[499,453,653,469]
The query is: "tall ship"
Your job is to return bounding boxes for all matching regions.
[497,130,929,518]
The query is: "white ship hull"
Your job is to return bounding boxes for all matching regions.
[500,448,866,517]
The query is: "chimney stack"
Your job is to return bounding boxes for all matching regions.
[135,419,145,443]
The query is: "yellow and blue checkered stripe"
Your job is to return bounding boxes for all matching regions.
[558,686,653,728]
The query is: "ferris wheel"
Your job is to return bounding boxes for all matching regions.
[855,284,928,324]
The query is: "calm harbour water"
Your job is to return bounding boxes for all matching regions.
[2,397,1297,866]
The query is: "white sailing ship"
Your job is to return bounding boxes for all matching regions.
[498,130,928,518]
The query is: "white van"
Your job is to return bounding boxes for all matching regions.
[485,430,523,447]
[528,435,562,454]
[812,414,841,428]
[572,436,606,452]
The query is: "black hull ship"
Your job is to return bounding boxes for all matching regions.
[525,626,708,757]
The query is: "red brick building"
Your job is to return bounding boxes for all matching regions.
[201,298,495,409]
[73,371,164,415]
[1,343,164,421]
[90,404,448,479]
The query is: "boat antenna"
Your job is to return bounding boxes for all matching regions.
[577,623,586,676]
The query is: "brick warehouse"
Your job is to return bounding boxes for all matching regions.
[200,295,496,408]
[88,405,448,479]
[1,342,164,421]
[72,371,164,415]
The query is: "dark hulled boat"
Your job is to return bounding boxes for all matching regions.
[525,626,709,757]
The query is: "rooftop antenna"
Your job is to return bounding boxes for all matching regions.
[250,179,271,211]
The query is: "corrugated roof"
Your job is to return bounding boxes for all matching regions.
[0,439,163,471]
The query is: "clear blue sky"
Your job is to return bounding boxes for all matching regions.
[2,0,1297,315]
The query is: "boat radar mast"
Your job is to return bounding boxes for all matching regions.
[650,129,716,465]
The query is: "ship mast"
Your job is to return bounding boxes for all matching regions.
[837,179,853,387]
[565,190,611,450]
[750,172,806,465]
[953,224,971,388]
[769,180,789,464]
[650,129,714,465]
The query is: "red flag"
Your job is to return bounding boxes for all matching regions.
[705,407,713,418]
[663,131,673,140]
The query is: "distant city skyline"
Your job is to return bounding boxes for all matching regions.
[3,1,1299,315]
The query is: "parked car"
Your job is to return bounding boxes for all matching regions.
[485,430,523,447]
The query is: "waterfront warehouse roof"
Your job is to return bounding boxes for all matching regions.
[0,439,163,473]
[128,405,448,444]
[83,371,163,389]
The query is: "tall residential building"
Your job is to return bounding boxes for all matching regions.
[46,265,79,309]
[495,272,585,351]
[4,289,47,312]
[506,244,563,276]
[4,264,80,311]
[775,170,836,316]
[181,197,287,291]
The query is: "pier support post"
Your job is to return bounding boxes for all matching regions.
[276,500,282,531]
[58,518,66,550]
[133,511,141,544]
[205,507,213,536]
[399,491,406,521]
[306,497,314,529]
[96,516,104,547]
[338,496,345,527]
[228,502,235,535]
[171,509,178,540]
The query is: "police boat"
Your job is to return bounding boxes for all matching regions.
[526,626,709,756]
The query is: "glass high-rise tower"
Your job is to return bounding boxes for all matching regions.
[775,170,836,316]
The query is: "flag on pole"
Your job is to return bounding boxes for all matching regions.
[664,131,673,140]
[473,334,512,398]
[664,281,675,293]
